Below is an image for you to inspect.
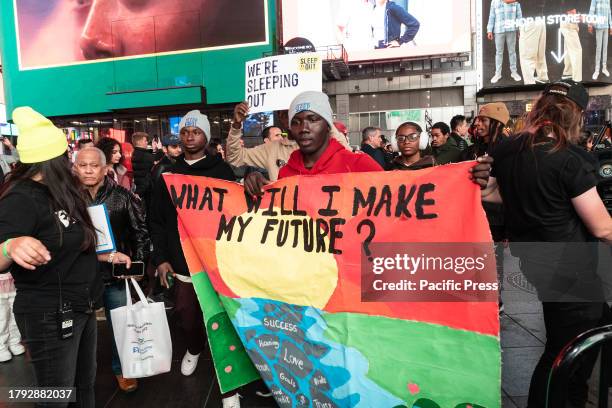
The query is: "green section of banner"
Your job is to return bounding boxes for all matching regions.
[221,296,242,320]
[323,313,501,408]
[192,272,259,393]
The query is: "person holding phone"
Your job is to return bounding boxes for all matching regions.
[73,147,149,393]
[0,137,19,185]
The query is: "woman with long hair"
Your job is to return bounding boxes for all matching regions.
[481,81,612,407]
[96,137,132,190]
[206,137,225,159]
[0,108,130,407]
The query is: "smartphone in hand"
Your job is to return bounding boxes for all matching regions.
[112,261,145,278]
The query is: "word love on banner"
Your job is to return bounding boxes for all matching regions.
[245,53,322,113]
[164,163,501,408]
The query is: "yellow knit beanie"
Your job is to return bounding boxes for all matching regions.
[13,107,68,164]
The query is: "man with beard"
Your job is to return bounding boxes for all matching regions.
[151,134,183,184]
[463,102,510,313]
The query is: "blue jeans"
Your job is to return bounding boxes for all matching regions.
[15,311,97,408]
[103,282,127,376]
[494,31,517,75]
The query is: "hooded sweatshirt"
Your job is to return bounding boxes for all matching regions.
[149,154,235,276]
[278,138,382,179]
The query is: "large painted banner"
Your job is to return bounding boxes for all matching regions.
[164,162,501,407]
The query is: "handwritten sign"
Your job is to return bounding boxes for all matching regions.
[245,53,322,113]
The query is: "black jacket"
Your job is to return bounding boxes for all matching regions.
[461,140,505,227]
[151,155,176,185]
[132,147,163,200]
[150,154,235,276]
[432,140,462,165]
[449,132,468,151]
[462,139,490,161]
[388,155,435,171]
[0,180,101,313]
[361,144,387,168]
[87,177,150,283]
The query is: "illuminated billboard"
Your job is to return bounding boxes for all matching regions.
[478,0,612,89]
[14,0,269,70]
[281,0,471,62]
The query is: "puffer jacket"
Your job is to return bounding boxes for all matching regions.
[88,177,150,282]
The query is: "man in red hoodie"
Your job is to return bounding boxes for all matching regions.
[244,91,382,193]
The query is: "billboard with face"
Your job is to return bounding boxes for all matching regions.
[14,0,269,70]
[281,0,471,62]
[478,0,612,89]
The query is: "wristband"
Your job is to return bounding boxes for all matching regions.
[231,121,242,130]
[2,239,13,260]
[107,252,116,263]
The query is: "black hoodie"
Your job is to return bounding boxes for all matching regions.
[149,154,235,276]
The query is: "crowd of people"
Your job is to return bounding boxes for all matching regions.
[0,81,609,408]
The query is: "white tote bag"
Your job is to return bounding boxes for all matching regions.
[110,278,172,379]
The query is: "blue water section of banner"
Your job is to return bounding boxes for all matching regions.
[227,297,405,407]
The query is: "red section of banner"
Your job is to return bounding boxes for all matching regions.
[165,162,498,336]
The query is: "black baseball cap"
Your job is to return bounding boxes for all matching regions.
[543,80,589,111]
[162,134,180,146]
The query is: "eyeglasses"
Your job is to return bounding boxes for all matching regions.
[395,133,420,143]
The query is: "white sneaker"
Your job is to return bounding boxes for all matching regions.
[602,67,610,77]
[593,71,600,80]
[222,393,241,408]
[9,344,25,356]
[180,351,200,376]
[0,349,12,363]
[490,73,502,84]
[510,72,522,81]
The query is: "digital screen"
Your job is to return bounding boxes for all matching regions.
[243,111,274,138]
[478,0,612,89]
[0,104,17,136]
[281,0,471,62]
[169,116,181,136]
[14,0,268,70]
